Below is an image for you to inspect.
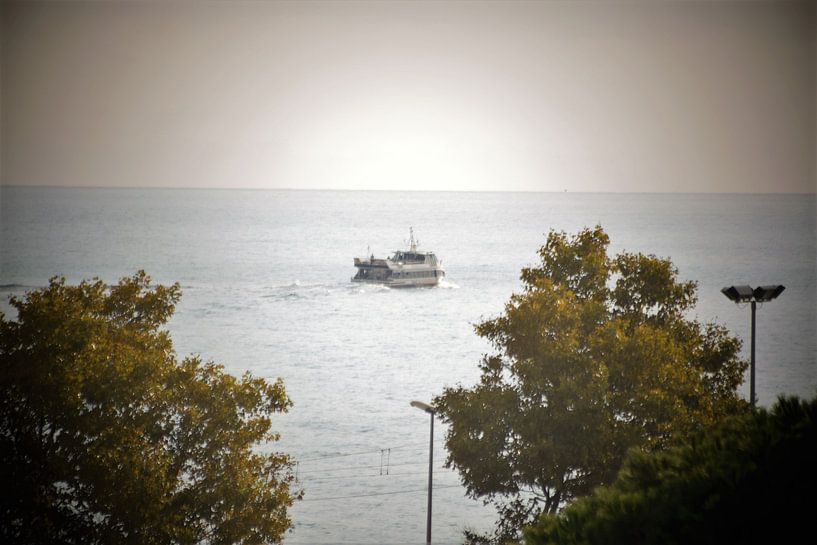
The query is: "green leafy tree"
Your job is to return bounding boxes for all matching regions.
[434,226,747,543]
[0,272,298,545]
[525,393,817,545]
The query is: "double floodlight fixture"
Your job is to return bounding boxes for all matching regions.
[721,284,785,408]
[721,285,785,303]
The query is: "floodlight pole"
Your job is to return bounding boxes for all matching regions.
[426,412,433,545]
[750,300,757,409]
[411,401,435,545]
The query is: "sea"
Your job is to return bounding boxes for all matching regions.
[1,186,815,545]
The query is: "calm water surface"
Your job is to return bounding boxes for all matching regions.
[2,187,815,544]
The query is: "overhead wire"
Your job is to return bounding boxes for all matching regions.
[300,484,463,503]
[296,458,449,476]
[297,440,443,463]
[293,440,461,502]
[293,441,449,484]
[301,468,459,485]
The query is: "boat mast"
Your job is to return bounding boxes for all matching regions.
[409,227,418,252]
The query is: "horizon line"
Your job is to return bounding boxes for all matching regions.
[2,184,815,196]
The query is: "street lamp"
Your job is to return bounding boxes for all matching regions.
[721,285,785,408]
[411,400,436,545]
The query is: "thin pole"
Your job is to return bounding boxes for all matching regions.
[750,301,757,409]
[426,412,433,545]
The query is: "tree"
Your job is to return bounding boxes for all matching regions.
[434,226,747,543]
[0,272,298,545]
[525,393,817,545]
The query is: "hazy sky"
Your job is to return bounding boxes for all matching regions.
[1,0,815,192]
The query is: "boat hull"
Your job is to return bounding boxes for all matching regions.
[351,275,442,288]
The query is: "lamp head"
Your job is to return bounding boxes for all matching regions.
[722,285,785,303]
[410,400,435,414]
[753,285,785,302]
[721,285,754,303]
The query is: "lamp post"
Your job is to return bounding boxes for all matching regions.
[721,285,785,408]
[411,400,435,545]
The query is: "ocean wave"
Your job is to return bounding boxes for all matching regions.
[0,283,36,291]
[259,278,462,298]
[261,280,341,299]
[352,283,392,294]
[436,278,460,289]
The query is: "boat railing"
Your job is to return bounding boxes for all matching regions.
[354,257,389,267]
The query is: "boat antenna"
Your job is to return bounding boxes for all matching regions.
[409,227,418,252]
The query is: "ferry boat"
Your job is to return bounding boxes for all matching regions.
[352,229,445,287]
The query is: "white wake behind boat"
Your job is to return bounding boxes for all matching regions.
[352,228,445,287]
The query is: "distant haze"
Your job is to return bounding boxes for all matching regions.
[1,0,815,193]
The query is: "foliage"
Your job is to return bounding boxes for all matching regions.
[0,272,298,545]
[525,393,817,545]
[434,226,747,543]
